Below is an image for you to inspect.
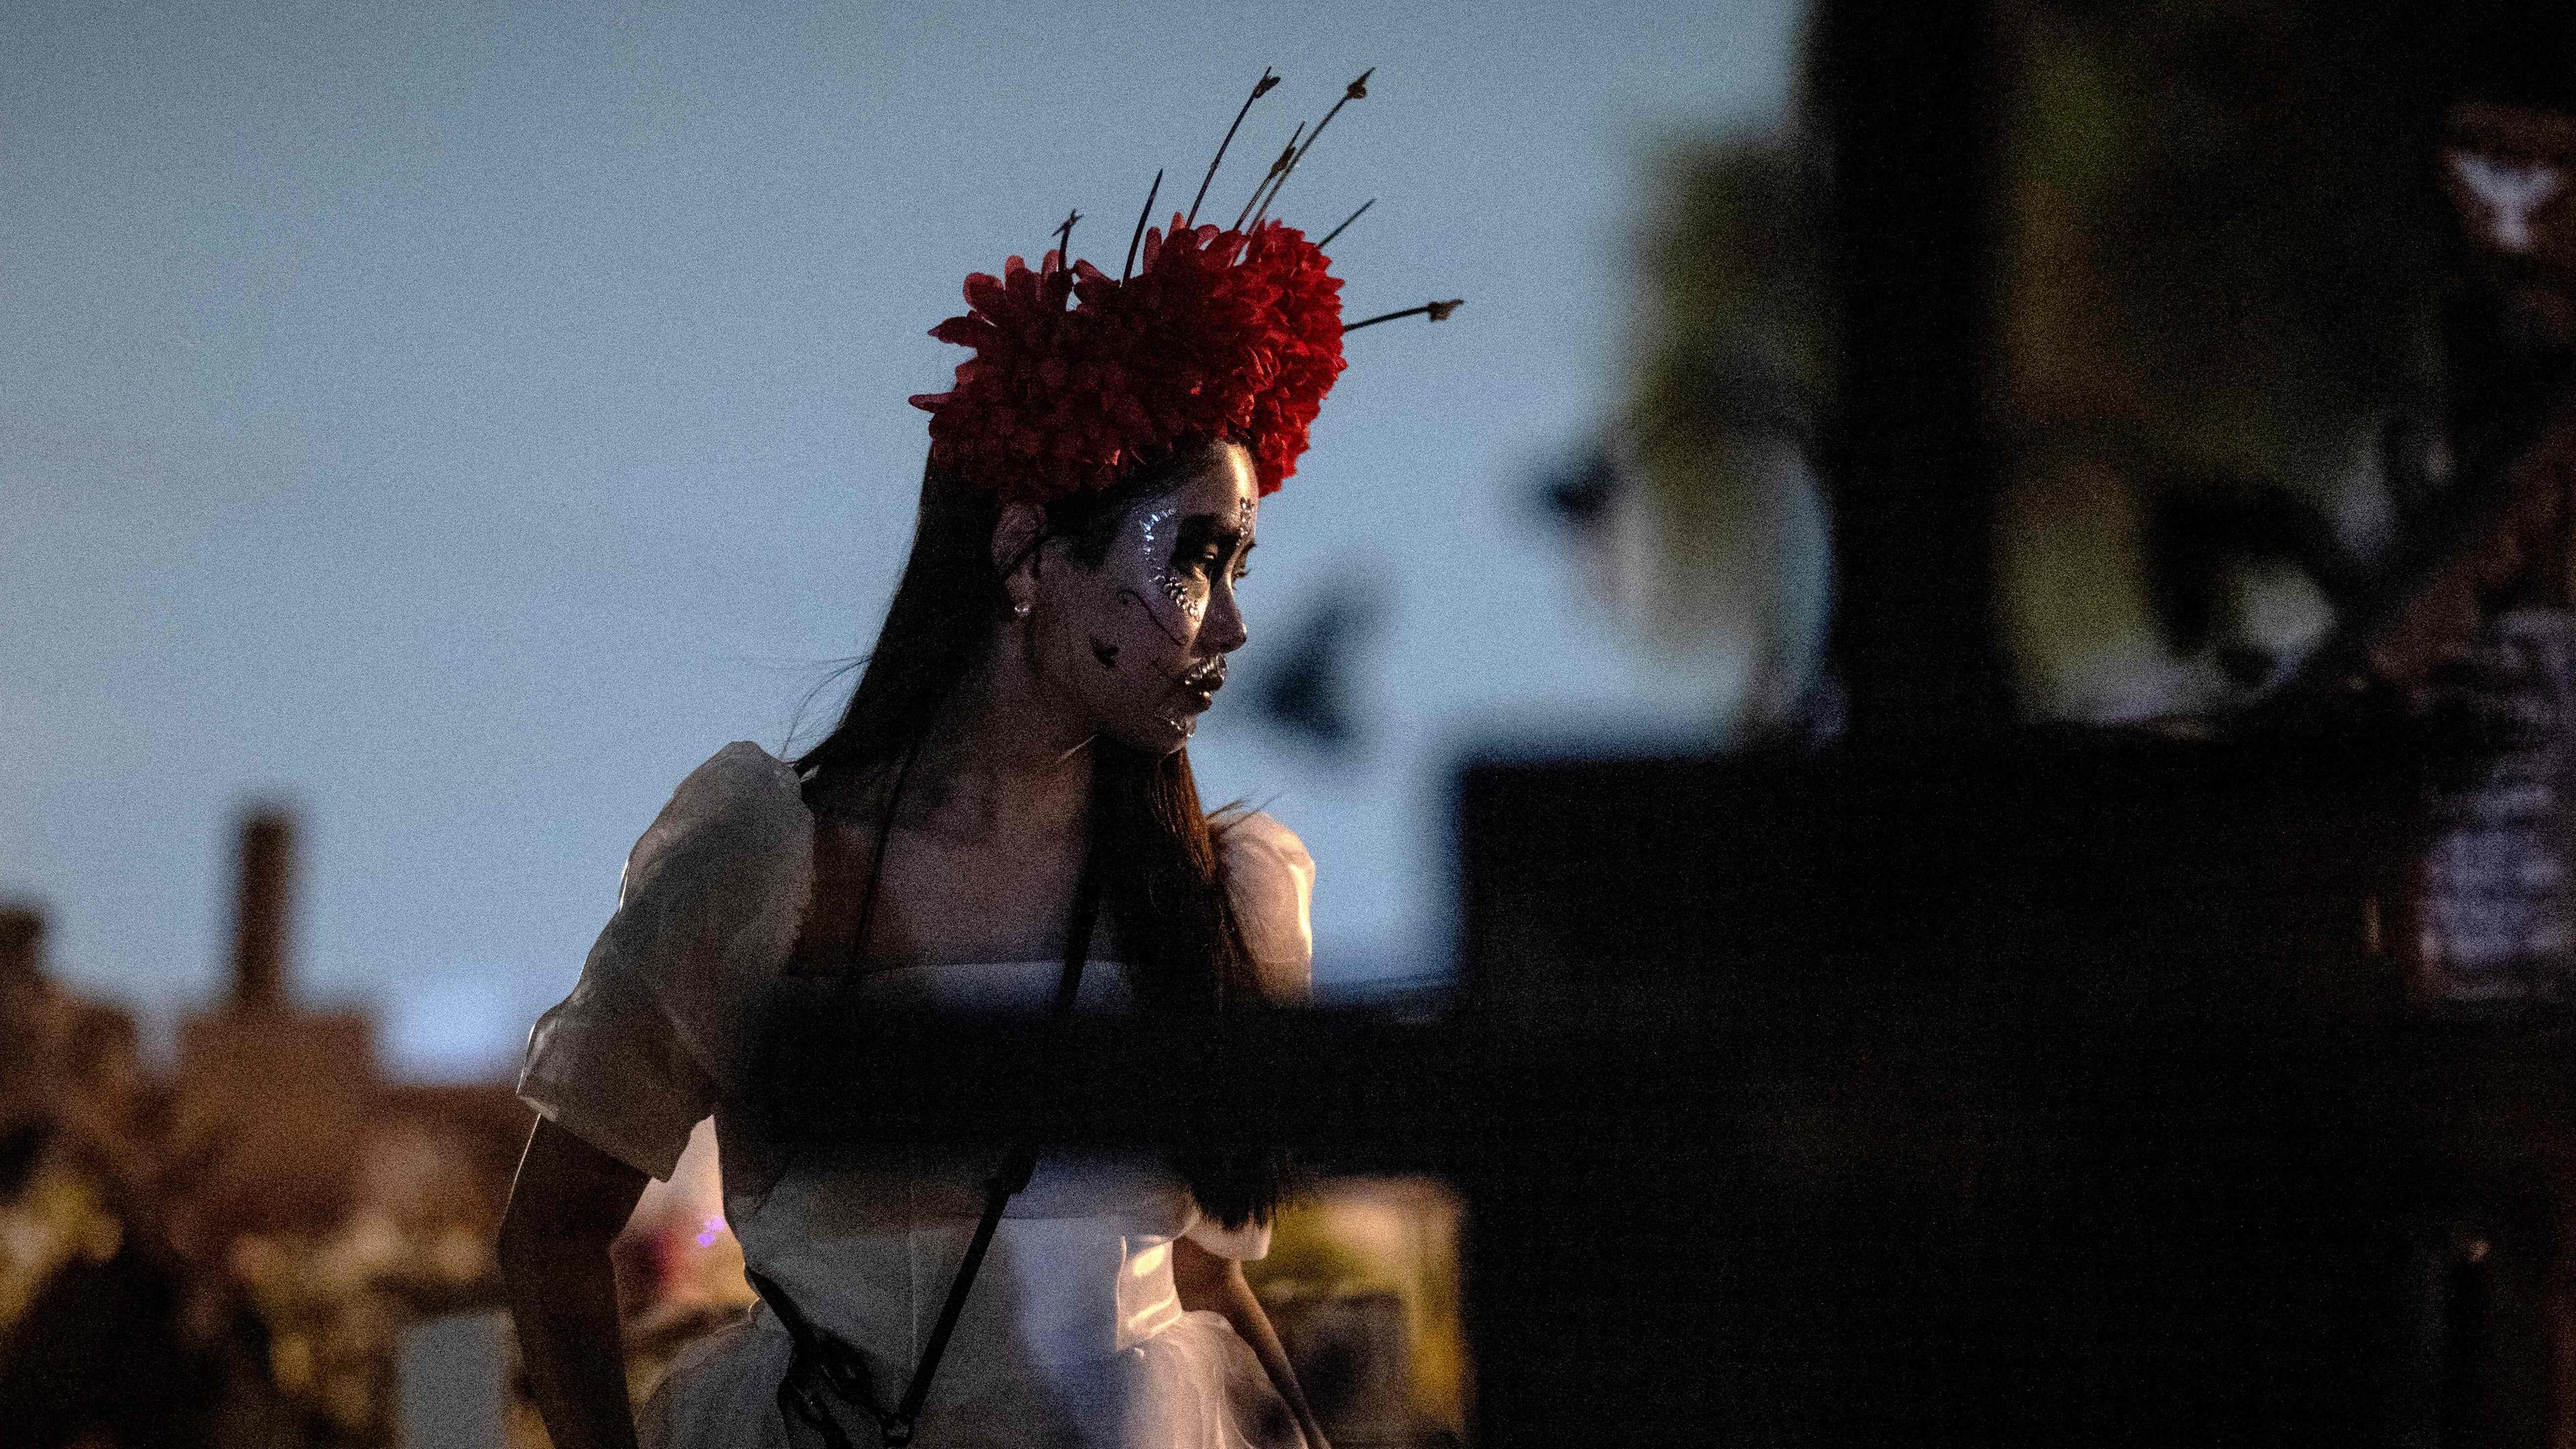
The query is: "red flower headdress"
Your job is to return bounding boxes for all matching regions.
[908,70,1463,504]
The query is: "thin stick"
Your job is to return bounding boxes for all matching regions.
[1051,209,1080,269]
[1186,68,1280,228]
[1342,299,1464,333]
[1232,125,1303,232]
[1250,69,1372,232]
[1240,129,1298,231]
[1316,197,1375,250]
[1121,170,1163,282]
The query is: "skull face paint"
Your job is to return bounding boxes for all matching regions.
[1135,500,1207,624]
[1033,443,1259,755]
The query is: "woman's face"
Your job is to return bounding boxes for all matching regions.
[1034,443,1259,754]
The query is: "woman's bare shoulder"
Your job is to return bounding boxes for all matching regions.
[783,758,906,977]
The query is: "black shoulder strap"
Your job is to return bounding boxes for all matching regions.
[763,831,1103,1448]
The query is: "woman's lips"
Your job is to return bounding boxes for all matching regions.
[1178,665,1224,711]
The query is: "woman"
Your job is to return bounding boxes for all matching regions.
[498,74,1454,1449]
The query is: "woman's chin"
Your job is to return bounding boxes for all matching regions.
[1099,708,1202,754]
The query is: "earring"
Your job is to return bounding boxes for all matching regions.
[1013,599,1031,619]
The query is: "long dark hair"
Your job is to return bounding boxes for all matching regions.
[794,439,1289,1226]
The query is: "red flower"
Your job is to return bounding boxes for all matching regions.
[912,215,1348,503]
[1234,223,1346,493]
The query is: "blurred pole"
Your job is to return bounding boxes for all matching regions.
[1812,0,2015,737]
[0,906,38,985]
[230,810,292,1012]
[1,906,52,1127]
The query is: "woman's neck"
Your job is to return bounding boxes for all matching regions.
[901,636,1095,846]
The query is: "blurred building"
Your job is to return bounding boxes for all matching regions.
[0,810,527,1448]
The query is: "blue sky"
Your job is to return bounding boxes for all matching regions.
[3,0,1797,1077]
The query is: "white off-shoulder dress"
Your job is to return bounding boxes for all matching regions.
[517,743,1320,1449]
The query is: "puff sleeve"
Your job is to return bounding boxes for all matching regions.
[516,742,813,1181]
[1180,809,1316,1262]
[1214,808,1316,1006]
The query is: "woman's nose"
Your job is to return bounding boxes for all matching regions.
[1203,582,1249,653]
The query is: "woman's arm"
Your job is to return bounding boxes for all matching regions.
[1173,1234,1330,1449]
[498,1117,651,1449]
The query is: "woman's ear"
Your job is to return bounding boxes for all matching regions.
[991,501,1049,612]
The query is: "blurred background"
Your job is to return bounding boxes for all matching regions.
[17,0,2576,1443]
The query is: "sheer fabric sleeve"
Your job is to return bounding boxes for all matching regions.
[516,742,813,1181]
[1215,808,1316,1006]
[1179,810,1316,1262]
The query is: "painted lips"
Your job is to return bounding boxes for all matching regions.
[1178,660,1226,710]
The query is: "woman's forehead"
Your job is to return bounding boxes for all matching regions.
[1138,447,1258,527]
[1183,445,1257,509]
